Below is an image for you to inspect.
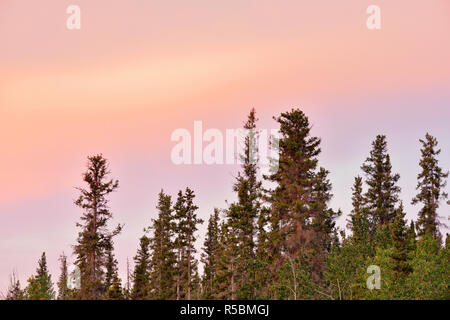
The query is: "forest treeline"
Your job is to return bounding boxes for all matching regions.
[2,108,449,300]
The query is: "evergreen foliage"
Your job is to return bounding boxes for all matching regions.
[412,133,449,242]
[25,252,55,300]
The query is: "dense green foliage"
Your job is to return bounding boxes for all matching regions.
[24,253,55,300]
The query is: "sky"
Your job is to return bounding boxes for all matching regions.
[0,0,449,294]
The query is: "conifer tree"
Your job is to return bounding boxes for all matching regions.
[183,188,202,300]
[412,133,449,242]
[201,209,221,299]
[73,154,122,299]
[174,188,203,300]
[25,252,55,300]
[361,135,401,226]
[265,109,338,294]
[228,108,263,299]
[149,190,176,300]
[57,253,70,300]
[351,176,364,216]
[131,235,151,300]
[104,244,120,295]
[174,190,187,300]
[348,177,367,239]
[347,176,372,255]
[265,109,321,277]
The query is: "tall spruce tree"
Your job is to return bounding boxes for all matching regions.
[412,133,449,242]
[131,235,151,299]
[265,109,321,276]
[174,188,203,300]
[347,176,371,253]
[174,190,186,300]
[25,252,55,300]
[73,154,122,299]
[149,190,176,300]
[201,209,221,299]
[226,108,263,299]
[265,109,338,295]
[361,135,401,226]
[57,253,70,300]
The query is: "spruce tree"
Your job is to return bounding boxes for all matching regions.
[25,252,55,300]
[73,154,122,299]
[412,133,449,242]
[361,135,401,226]
[57,253,70,300]
[174,190,187,300]
[265,109,321,276]
[174,188,203,300]
[131,235,151,299]
[348,177,367,240]
[104,244,120,295]
[265,109,338,294]
[201,209,221,299]
[149,190,176,300]
[228,108,263,299]
[347,176,372,255]
[184,188,203,300]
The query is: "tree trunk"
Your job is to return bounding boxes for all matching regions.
[231,257,235,300]
[176,249,181,300]
[187,245,191,300]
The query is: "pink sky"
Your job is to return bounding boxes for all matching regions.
[1,0,449,294]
